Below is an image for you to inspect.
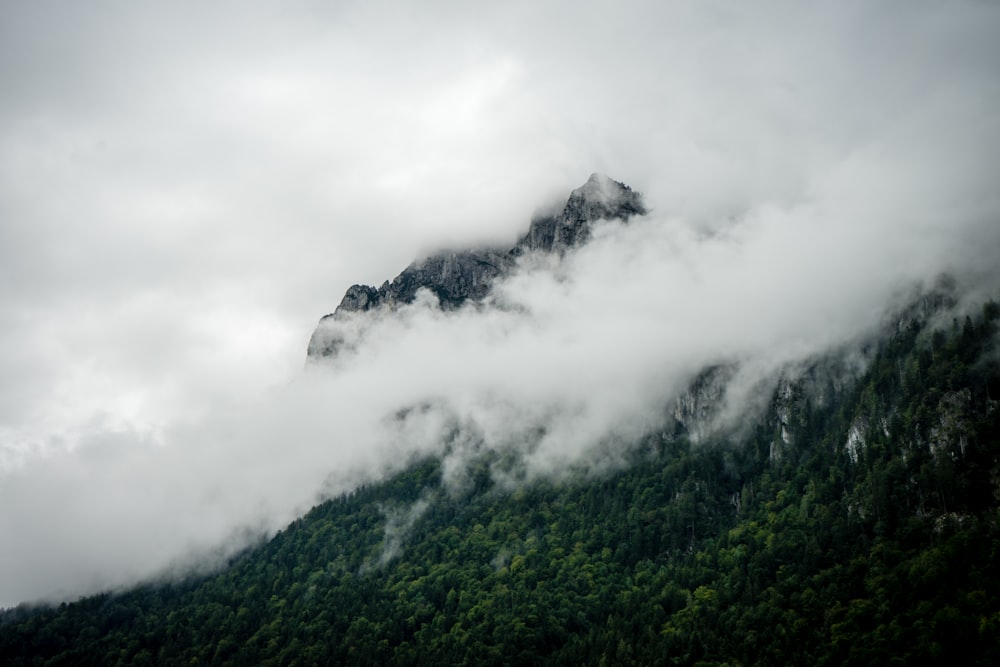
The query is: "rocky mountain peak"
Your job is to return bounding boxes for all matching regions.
[567,172,645,220]
[520,174,646,253]
[306,175,647,359]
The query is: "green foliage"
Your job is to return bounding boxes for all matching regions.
[2,300,999,666]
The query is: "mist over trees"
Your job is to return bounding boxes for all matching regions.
[1,2,999,664]
[2,295,998,665]
[3,0,1000,609]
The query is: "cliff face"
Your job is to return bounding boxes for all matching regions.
[306,174,646,359]
[519,172,646,253]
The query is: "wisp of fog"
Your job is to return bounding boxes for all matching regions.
[1,0,999,608]
[3,156,998,606]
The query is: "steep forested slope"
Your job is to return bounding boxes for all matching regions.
[2,299,999,666]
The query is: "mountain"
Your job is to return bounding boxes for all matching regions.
[306,173,646,359]
[2,178,999,666]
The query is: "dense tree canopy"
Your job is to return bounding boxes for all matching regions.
[2,299,999,665]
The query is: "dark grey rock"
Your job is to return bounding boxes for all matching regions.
[307,174,646,359]
[518,172,646,253]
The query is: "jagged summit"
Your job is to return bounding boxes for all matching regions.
[306,175,646,359]
[571,172,645,221]
[522,173,645,253]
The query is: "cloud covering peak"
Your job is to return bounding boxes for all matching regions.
[1,0,999,607]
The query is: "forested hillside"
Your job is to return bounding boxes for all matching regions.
[2,298,999,665]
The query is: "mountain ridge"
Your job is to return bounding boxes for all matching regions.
[3,172,999,665]
[306,174,646,359]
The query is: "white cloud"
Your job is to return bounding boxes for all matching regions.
[0,0,998,607]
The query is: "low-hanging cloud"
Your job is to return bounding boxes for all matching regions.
[4,150,998,606]
[1,0,999,607]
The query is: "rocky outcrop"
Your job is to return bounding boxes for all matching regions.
[519,173,646,253]
[670,365,735,444]
[307,174,646,359]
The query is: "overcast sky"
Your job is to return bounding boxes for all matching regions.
[1,0,999,607]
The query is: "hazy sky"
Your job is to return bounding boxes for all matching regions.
[1,0,999,607]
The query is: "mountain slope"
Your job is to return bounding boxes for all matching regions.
[2,295,998,666]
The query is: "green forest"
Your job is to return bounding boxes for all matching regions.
[2,297,999,666]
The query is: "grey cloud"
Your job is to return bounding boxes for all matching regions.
[0,0,998,607]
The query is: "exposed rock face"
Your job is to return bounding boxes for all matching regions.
[306,174,646,359]
[520,173,646,253]
[670,365,735,444]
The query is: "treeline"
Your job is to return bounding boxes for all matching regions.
[1,301,999,665]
